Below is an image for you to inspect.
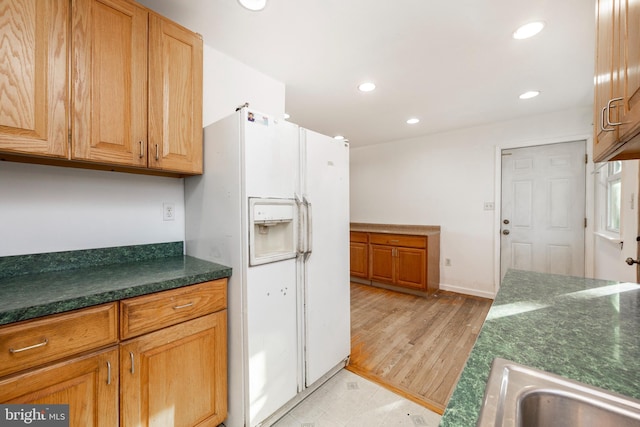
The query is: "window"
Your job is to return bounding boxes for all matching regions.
[606,161,622,233]
[596,160,622,238]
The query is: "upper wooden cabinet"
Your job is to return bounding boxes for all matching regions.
[0,0,69,158]
[72,0,203,174]
[0,0,203,176]
[594,0,640,162]
[72,0,148,167]
[148,14,203,174]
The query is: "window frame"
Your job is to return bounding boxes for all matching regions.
[595,160,623,241]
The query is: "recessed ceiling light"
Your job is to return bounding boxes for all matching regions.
[237,0,267,11]
[513,21,545,39]
[358,82,376,92]
[406,118,420,125]
[519,90,540,99]
[334,135,345,140]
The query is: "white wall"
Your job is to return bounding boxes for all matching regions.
[0,45,285,257]
[350,106,594,298]
[202,44,285,125]
[0,162,184,256]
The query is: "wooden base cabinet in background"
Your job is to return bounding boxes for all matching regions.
[349,232,369,279]
[350,225,440,296]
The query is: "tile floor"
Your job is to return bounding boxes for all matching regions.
[269,369,442,427]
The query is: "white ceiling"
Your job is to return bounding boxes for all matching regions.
[138,0,596,148]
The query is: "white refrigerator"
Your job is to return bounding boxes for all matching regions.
[184,108,350,427]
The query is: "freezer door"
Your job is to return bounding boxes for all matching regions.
[301,129,351,386]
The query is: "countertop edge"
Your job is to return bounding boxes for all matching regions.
[0,256,232,326]
[350,222,441,236]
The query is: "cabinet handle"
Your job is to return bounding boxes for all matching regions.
[606,97,624,127]
[9,338,48,354]
[139,141,144,158]
[601,106,614,132]
[107,361,112,385]
[173,302,194,310]
[389,239,399,243]
[130,352,135,374]
[155,144,159,161]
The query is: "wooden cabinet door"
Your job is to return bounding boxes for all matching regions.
[395,247,426,290]
[72,0,148,167]
[370,245,394,283]
[0,347,119,427]
[350,242,368,278]
[619,0,640,141]
[594,0,621,161]
[120,311,227,427]
[148,14,203,174]
[0,0,68,157]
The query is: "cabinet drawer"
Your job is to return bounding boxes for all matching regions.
[350,231,369,243]
[369,233,426,248]
[0,303,118,377]
[120,279,227,339]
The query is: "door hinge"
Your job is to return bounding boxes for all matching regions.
[585,218,588,228]
[585,153,588,164]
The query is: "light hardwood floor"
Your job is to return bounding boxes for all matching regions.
[347,282,492,414]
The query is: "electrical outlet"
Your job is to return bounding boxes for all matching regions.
[484,201,495,211]
[163,203,175,221]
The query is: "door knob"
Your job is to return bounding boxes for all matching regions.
[503,219,510,225]
[625,257,640,266]
[502,230,510,235]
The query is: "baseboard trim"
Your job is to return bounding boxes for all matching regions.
[439,282,496,299]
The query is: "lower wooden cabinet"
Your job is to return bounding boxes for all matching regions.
[0,347,119,427]
[369,245,426,289]
[351,229,440,296]
[0,278,228,427]
[369,235,427,291]
[120,311,227,427]
[349,231,369,279]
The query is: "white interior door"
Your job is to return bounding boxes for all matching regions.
[301,129,350,386]
[500,141,586,279]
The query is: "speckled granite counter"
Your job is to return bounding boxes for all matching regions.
[440,269,640,426]
[350,222,440,236]
[0,242,231,326]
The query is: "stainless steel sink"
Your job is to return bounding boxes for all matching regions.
[476,358,640,427]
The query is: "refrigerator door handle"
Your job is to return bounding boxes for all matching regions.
[295,194,305,256]
[304,197,313,258]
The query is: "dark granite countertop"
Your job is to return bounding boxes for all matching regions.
[350,222,440,236]
[0,242,231,326]
[440,269,640,426]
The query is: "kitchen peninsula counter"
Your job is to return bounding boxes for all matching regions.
[440,269,640,426]
[0,242,231,326]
